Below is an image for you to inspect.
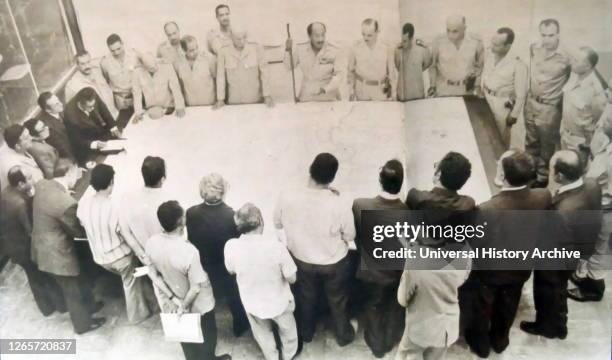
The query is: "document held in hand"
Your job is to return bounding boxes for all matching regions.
[160,313,204,343]
[100,139,127,152]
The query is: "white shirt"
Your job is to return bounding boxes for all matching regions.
[501,185,527,192]
[225,233,297,319]
[120,187,172,250]
[274,186,355,265]
[557,178,584,196]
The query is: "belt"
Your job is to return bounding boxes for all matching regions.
[355,73,384,86]
[484,85,512,98]
[446,79,466,86]
[530,94,561,105]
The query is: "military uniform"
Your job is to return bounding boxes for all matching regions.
[217,42,270,105]
[347,40,396,101]
[207,28,232,56]
[524,43,571,183]
[157,40,185,64]
[394,40,432,101]
[100,48,142,110]
[482,51,528,146]
[560,72,607,158]
[175,52,217,106]
[132,62,185,118]
[284,41,343,102]
[430,34,484,96]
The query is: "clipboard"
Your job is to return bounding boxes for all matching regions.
[160,313,204,343]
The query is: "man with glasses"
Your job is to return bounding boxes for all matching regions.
[23,118,59,179]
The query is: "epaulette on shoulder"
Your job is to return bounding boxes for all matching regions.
[415,38,427,47]
[297,41,309,46]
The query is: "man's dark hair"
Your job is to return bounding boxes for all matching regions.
[309,153,339,185]
[7,166,26,187]
[554,151,583,181]
[75,50,90,61]
[54,158,76,178]
[23,118,41,138]
[438,152,472,191]
[581,46,599,68]
[76,87,97,105]
[3,124,25,149]
[502,151,535,186]
[497,27,515,45]
[106,33,122,47]
[307,22,326,36]
[379,159,404,194]
[362,18,379,32]
[37,91,54,110]
[180,35,197,52]
[215,4,229,15]
[90,164,115,191]
[141,156,166,187]
[402,23,415,39]
[157,200,184,232]
[540,18,560,33]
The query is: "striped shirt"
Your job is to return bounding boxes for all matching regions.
[77,189,132,265]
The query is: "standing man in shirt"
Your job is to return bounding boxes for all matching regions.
[560,47,607,161]
[284,22,343,102]
[100,34,142,112]
[31,159,105,334]
[65,51,118,119]
[428,15,484,97]
[207,4,233,56]
[394,22,432,101]
[225,203,298,360]
[132,54,186,121]
[23,118,59,179]
[0,124,44,190]
[524,18,571,188]
[175,35,217,106]
[216,27,272,107]
[36,92,75,160]
[352,160,408,358]
[482,27,528,148]
[186,173,249,337]
[157,22,185,64]
[77,164,151,324]
[274,153,356,346]
[347,18,396,101]
[146,201,231,360]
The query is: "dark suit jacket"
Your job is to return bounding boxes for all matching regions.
[28,140,59,179]
[63,92,117,165]
[552,178,602,262]
[0,186,33,264]
[352,195,409,284]
[406,187,476,211]
[37,111,75,160]
[475,187,552,285]
[31,179,83,276]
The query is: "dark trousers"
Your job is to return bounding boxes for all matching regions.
[465,281,524,353]
[180,310,217,360]
[361,281,404,356]
[533,270,571,333]
[47,273,96,334]
[293,255,354,345]
[19,260,65,316]
[205,263,249,332]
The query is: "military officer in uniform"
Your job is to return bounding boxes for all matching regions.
[394,22,432,101]
[482,27,528,148]
[175,35,217,106]
[207,4,233,56]
[429,15,484,97]
[100,34,143,111]
[132,54,186,121]
[347,18,396,101]
[157,21,185,64]
[560,47,607,161]
[215,27,272,107]
[284,22,343,102]
[524,18,571,188]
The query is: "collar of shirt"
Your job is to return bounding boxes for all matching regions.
[533,42,565,60]
[160,232,188,242]
[564,71,598,92]
[77,103,90,116]
[48,111,61,119]
[53,177,70,193]
[501,184,527,192]
[557,178,584,195]
[378,191,401,200]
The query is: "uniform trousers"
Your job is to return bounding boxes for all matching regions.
[524,96,562,182]
[485,93,512,148]
[246,301,298,360]
[354,81,389,101]
[293,255,355,345]
[573,210,612,297]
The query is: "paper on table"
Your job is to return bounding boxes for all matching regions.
[160,313,203,343]
[100,139,127,152]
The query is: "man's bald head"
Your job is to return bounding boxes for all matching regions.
[307,22,327,50]
[553,150,583,182]
[164,21,181,46]
[230,26,248,49]
[446,15,466,42]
